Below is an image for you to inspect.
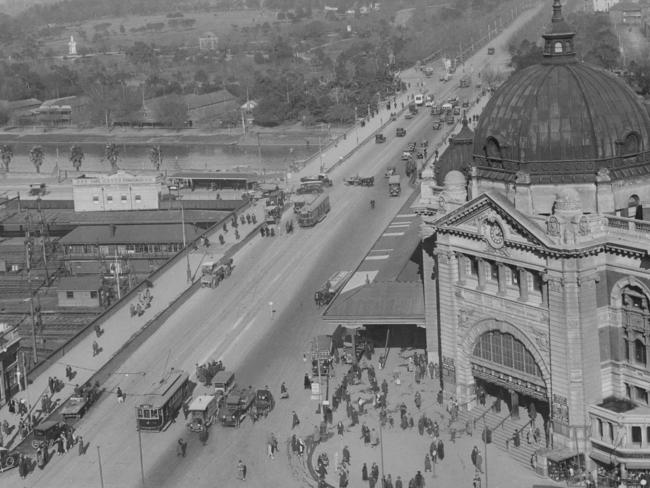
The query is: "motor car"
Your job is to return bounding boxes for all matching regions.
[396,128,406,137]
[432,121,442,130]
[488,47,495,55]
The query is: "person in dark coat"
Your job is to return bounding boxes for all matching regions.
[437,439,445,460]
[177,438,187,457]
[371,462,379,481]
[424,454,432,472]
[78,436,85,456]
[362,462,368,481]
[471,445,478,468]
[414,470,424,488]
[342,445,350,465]
[292,410,300,429]
[57,436,65,455]
[18,454,27,479]
[304,374,311,390]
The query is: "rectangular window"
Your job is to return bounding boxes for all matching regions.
[135,194,142,202]
[632,426,642,445]
[468,256,479,277]
[513,342,524,371]
[598,419,603,438]
[90,291,98,299]
[66,291,74,299]
[92,195,99,204]
[502,334,514,368]
[121,195,127,202]
[488,262,499,282]
[635,387,648,404]
[608,422,614,441]
[509,268,519,287]
[528,272,544,294]
[106,195,113,202]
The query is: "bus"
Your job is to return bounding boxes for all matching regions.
[297,194,330,228]
[136,369,192,432]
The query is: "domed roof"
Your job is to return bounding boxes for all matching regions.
[472,0,650,185]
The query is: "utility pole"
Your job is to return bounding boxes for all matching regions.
[180,202,191,283]
[97,446,105,488]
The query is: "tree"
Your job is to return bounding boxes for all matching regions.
[70,145,84,171]
[154,95,188,129]
[150,145,163,171]
[0,144,13,172]
[104,143,119,171]
[126,41,156,66]
[29,146,44,174]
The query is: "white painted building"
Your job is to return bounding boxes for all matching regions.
[72,171,160,212]
[593,0,619,11]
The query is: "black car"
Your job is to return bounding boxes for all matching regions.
[396,128,406,137]
[432,121,442,130]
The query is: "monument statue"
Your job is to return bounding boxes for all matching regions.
[68,35,77,56]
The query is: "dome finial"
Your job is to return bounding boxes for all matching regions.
[551,0,564,23]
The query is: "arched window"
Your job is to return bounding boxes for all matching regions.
[554,41,563,54]
[622,132,641,156]
[627,194,643,220]
[635,339,647,366]
[473,330,542,378]
[484,137,502,166]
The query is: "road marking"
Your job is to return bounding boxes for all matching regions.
[388,223,411,228]
[398,213,417,217]
[365,255,389,260]
[383,232,405,237]
[370,249,394,252]
[229,315,246,331]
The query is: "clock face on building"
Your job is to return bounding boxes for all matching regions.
[486,221,505,248]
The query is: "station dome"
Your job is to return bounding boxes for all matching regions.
[472,0,650,185]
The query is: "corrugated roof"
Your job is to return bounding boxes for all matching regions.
[59,224,202,245]
[57,276,102,291]
[170,171,258,181]
[1,209,228,226]
[324,282,424,320]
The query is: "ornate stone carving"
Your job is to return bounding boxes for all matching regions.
[532,329,549,352]
[546,215,561,236]
[577,274,600,287]
[578,215,590,236]
[458,308,474,329]
[547,277,564,293]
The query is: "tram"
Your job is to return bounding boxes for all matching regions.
[297,194,330,228]
[136,369,192,432]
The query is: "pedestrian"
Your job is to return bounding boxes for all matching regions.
[116,387,124,403]
[386,474,394,488]
[57,435,65,455]
[371,462,379,481]
[476,450,483,473]
[48,376,54,394]
[362,462,368,481]
[182,402,189,420]
[415,470,424,488]
[395,476,403,488]
[8,399,15,414]
[238,460,247,480]
[199,425,208,446]
[18,454,26,479]
[92,340,99,356]
[437,439,445,461]
[424,453,432,472]
[304,373,311,390]
[78,436,85,456]
[177,438,187,457]
[343,445,350,465]
[337,420,344,436]
[471,446,478,468]
[292,410,300,429]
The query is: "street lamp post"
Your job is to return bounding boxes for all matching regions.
[379,420,385,483]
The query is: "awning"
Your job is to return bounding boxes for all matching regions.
[546,448,580,463]
[590,449,615,466]
[622,459,650,470]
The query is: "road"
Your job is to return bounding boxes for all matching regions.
[7,5,542,487]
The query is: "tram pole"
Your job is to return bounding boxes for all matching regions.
[97,446,105,488]
[138,429,145,487]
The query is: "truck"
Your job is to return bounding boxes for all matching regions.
[300,173,333,187]
[460,74,471,88]
[187,394,221,432]
[314,270,351,307]
[200,259,233,288]
[389,175,401,197]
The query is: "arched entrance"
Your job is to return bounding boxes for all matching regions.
[461,319,551,425]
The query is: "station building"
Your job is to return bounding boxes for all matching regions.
[419,0,650,477]
[72,171,160,212]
